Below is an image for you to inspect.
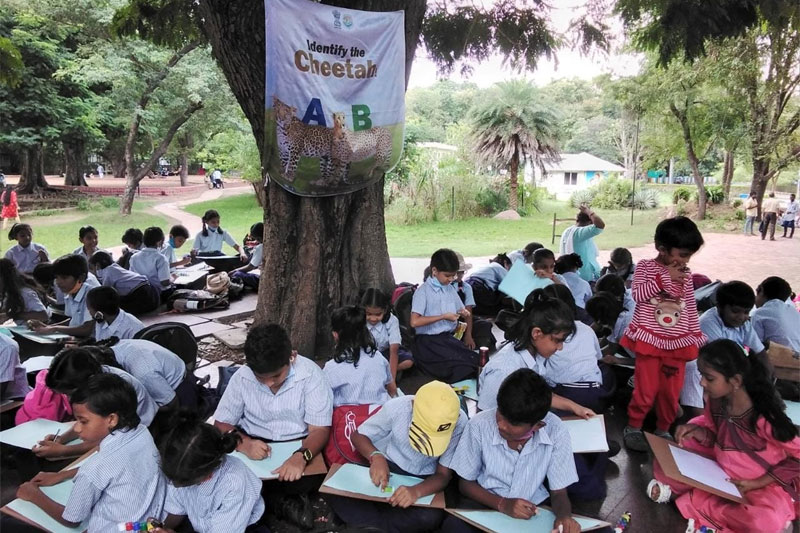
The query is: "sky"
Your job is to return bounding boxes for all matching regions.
[407,1,643,89]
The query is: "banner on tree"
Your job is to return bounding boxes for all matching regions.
[265,0,405,197]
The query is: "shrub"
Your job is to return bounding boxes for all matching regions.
[590,178,633,209]
[100,197,120,209]
[570,188,595,208]
[76,198,94,211]
[732,199,742,208]
[734,209,745,221]
[672,186,693,204]
[476,187,507,214]
[632,188,660,210]
[705,185,725,204]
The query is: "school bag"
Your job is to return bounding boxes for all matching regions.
[134,322,198,372]
[323,404,382,466]
[166,288,230,313]
[391,283,417,347]
[694,280,721,315]
[15,370,72,425]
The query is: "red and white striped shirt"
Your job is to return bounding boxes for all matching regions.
[623,258,706,357]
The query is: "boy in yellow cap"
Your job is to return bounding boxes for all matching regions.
[325,380,467,532]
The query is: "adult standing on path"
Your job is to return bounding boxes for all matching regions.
[559,204,605,282]
[760,192,782,241]
[743,191,758,235]
[781,193,798,239]
[96,164,104,179]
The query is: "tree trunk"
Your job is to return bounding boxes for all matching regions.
[179,153,189,186]
[751,158,770,219]
[670,102,707,219]
[508,151,519,211]
[17,144,48,194]
[721,149,734,202]
[63,140,88,186]
[252,180,266,207]
[198,0,425,356]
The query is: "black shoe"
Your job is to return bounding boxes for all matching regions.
[607,439,621,458]
[277,495,314,530]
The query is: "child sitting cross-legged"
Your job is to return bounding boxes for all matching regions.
[442,369,581,533]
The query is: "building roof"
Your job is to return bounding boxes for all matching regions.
[543,152,626,173]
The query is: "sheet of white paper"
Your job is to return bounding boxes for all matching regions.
[8,326,71,344]
[4,475,89,532]
[562,416,609,453]
[0,419,75,449]
[179,262,211,273]
[229,440,303,480]
[452,508,606,532]
[670,444,742,498]
[22,356,54,374]
[323,463,434,505]
[196,255,239,260]
[785,400,800,426]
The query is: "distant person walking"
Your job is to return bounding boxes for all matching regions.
[96,164,105,179]
[559,204,605,282]
[743,191,758,236]
[1,184,20,229]
[760,192,781,241]
[211,168,223,189]
[781,193,798,239]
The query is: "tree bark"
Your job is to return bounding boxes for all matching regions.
[721,149,734,202]
[63,139,88,186]
[177,132,192,186]
[198,0,425,356]
[17,144,48,194]
[508,150,519,211]
[670,101,707,219]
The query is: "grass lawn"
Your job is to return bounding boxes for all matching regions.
[186,195,663,257]
[5,202,173,258]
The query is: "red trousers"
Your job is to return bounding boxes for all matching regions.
[627,353,686,431]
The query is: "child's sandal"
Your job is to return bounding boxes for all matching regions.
[647,479,672,503]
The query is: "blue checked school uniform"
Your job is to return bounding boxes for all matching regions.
[5,242,48,274]
[164,455,264,533]
[562,271,592,309]
[681,307,767,409]
[368,314,402,352]
[358,395,468,476]
[63,424,166,533]
[752,299,800,351]
[96,263,148,297]
[412,279,465,336]
[0,334,30,400]
[103,366,158,427]
[129,248,171,294]
[450,410,578,505]
[323,349,392,407]
[192,228,237,254]
[10,287,49,325]
[64,276,101,326]
[94,310,144,341]
[466,263,508,292]
[214,355,333,441]
[111,340,185,407]
[477,342,541,412]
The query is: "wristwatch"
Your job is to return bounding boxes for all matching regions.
[294,447,313,464]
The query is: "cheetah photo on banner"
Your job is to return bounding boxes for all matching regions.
[265,0,405,197]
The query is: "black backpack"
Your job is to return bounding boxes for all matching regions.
[391,284,417,347]
[134,322,198,372]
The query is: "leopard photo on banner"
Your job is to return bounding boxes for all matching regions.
[265,0,405,197]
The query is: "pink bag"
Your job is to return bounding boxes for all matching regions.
[15,370,72,425]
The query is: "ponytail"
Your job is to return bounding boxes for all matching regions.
[507,289,576,352]
[201,209,222,237]
[554,253,583,274]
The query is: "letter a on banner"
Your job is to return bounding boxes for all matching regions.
[265,0,405,197]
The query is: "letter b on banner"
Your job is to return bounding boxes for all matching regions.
[351,105,371,131]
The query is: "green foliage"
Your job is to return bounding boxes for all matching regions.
[703,185,725,204]
[100,197,119,209]
[732,199,743,208]
[569,188,596,208]
[672,186,693,204]
[570,178,658,210]
[632,188,660,210]
[112,0,202,48]
[476,187,508,214]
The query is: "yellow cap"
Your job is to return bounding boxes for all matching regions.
[409,381,460,457]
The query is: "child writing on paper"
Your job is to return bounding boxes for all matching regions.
[442,369,581,533]
[229,222,264,289]
[326,380,468,533]
[160,224,193,270]
[129,227,174,302]
[323,305,396,407]
[192,209,247,261]
[85,286,144,341]
[117,227,143,270]
[0,258,49,325]
[16,373,167,532]
[361,287,413,382]
[586,291,634,362]
[5,223,49,274]
[154,414,267,533]
[89,251,160,315]
[649,339,800,533]
[478,289,595,420]
[621,216,706,452]
[410,248,477,383]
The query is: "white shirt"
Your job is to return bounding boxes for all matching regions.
[10,287,49,325]
[65,276,101,326]
[0,334,30,399]
[129,248,171,293]
[192,228,237,254]
[538,321,602,385]
[103,366,158,427]
[367,314,402,352]
[4,242,48,274]
[97,263,148,296]
[561,271,592,309]
[111,339,185,406]
[323,349,392,407]
[478,342,541,411]
[248,243,263,268]
[94,310,144,341]
[752,299,800,351]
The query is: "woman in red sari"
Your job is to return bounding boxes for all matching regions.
[649,339,800,532]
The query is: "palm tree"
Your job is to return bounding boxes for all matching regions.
[469,80,560,210]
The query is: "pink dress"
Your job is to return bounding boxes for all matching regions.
[654,399,800,532]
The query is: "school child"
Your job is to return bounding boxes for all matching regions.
[532,248,567,286]
[160,224,193,270]
[680,281,768,416]
[361,287,413,381]
[230,222,264,289]
[0,333,31,400]
[88,251,160,315]
[453,253,497,351]
[0,258,49,325]
[213,323,332,522]
[410,248,478,383]
[155,415,267,533]
[323,305,395,407]
[28,254,101,338]
[507,241,543,265]
[33,347,158,460]
[752,276,800,351]
[442,369,581,533]
[648,339,800,533]
[86,287,144,341]
[72,225,100,262]
[129,227,173,300]
[464,253,512,316]
[192,209,248,261]
[595,272,635,312]
[586,291,634,361]
[327,381,468,532]
[15,373,167,532]
[1,183,20,228]
[117,228,143,270]
[554,253,592,309]
[621,216,706,452]
[478,289,595,419]
[600,247,635,288]
[4,223,49,274]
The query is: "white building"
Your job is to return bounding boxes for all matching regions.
[529,152,626,200]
